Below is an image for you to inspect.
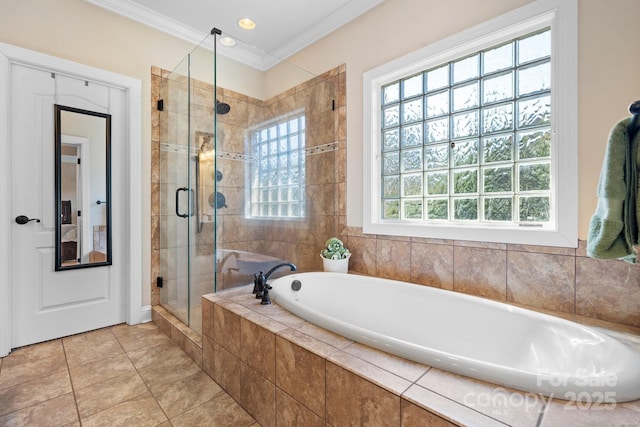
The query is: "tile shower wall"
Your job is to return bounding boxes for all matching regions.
[151,65,346,303]
[213,66,346,276]
[152,64,640,329]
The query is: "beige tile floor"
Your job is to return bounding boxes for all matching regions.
[0,323,257,426]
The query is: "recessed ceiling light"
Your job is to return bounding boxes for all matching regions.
[220,36,236,47]
[238,18,256,31]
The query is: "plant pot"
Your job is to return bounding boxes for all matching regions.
[321,253,351,273]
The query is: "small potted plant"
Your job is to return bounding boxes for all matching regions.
[320,237,351,273]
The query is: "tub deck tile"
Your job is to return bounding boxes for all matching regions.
[229,291,264,306]
[214,284,253,299]
[328,350,412,396]
[403,383,509,427]
[417,368,544,427]
[213,299,253,317]
[242,299,308,328]
[342,341,430,383]
[202,292,225,304]
[540,398,640,427]
[277,327,341,359]
[242,309,289,335]
[293,320,354,350]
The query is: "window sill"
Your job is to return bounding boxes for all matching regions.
[363,221,577,248]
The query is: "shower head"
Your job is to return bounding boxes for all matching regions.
[216,99,231,115]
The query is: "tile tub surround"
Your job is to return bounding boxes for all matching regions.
[201,285,640,427]
[344,230,640,329]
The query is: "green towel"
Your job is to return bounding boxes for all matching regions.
[587,117,639,262]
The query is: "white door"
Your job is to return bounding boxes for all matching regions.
[10,63,126,348]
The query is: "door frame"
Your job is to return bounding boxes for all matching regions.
[0,42,144,356]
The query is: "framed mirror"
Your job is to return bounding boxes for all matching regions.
[54,104,112,270]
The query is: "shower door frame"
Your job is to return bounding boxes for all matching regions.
[158,53,194,328]
[158,47,217,333]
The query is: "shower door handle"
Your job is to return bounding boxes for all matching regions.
[175,187,195,218]
[175,187,189,218]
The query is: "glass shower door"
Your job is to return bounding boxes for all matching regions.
[158,35,216,335]
[159,54,193,327]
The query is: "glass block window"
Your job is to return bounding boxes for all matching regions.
[381,29,552,224]
[248,113,305,219]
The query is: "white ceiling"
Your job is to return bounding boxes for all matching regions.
[86,0,384,70]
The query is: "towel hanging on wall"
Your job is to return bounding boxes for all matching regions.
[587,101,640,262]
[629,100,640,143]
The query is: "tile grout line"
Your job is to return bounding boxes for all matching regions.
[60,338,83,426]
[2,324,253,426]
[535,399,548,427]
[110,325,174,425]
[160,318,257,425]
[0,340,66,420]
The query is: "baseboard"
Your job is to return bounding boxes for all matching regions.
[139,305,152,323]
[128,305,152,325]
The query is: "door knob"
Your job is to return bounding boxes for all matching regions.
[15,215,41,224]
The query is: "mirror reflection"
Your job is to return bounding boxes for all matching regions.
[55,104,112,270]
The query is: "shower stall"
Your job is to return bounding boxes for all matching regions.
[156,30,342,334]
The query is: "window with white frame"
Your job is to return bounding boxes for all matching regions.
[382,29,551,223]
[248,111,306,219]
[363,0,577,247]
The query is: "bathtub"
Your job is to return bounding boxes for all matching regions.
[269,272,640,402]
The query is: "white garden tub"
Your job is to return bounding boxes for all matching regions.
[269,272,640,402]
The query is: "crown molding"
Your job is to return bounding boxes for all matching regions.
[86,0,204,45]
[85,0,382,71]
[85,0,265,69]
[268,0,384,63]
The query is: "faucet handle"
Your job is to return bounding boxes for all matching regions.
[255,271,265,299]
[252,273,260,294]
[261,284,272,305]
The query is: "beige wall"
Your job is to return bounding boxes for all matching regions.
[576,0,640,238]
